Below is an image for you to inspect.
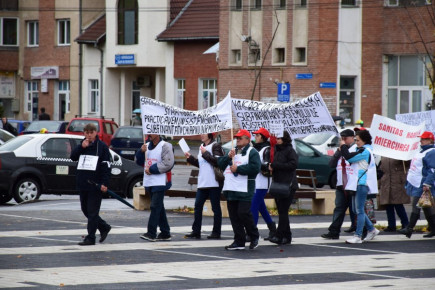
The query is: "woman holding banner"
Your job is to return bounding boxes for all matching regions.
[340,130,380,244]
[184,133,224,240]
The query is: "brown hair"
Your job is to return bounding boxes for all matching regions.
[83,123,97,132]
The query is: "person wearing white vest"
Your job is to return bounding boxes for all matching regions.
[217,129,261,250]
[341,130,380,244]
[184,133,224,240]
[399,131,435,238]
[321,129,357,240]
[135,134,174,242]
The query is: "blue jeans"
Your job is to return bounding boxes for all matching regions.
[352,185,374,237]
[328,187,356,235]
[147,189,170,237]
[251,189,273,225]
[192,187,222,235]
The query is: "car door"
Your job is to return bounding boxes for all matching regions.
[38,137,78,194]
[108,150,127,194]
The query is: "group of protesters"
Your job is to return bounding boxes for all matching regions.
[72,122,435,249]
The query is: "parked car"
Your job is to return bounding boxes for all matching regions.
[22,120,69,134]
[0,128,15,145]
[66,117,119,146]
[301,132,340,156]
[222,138,336,189]
[0,134,144,204]
[110,126,144,160]
[8,120,31,134]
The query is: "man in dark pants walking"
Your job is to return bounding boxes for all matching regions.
[217,129,261,250]
[321,129,357,240]
[70,123,112,246]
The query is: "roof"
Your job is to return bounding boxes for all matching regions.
[75,15,106,45]
[157,0,219,42]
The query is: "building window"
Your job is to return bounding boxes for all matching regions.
[89,80,99,113]
[0,0,18,10]
[230,49,241,65]
[275,0,286,9]
[57,19,70,45]
[387,55,428,117]
[25,81,39,120]
[27,21,38,47]
[231,0,242,10]
[200,79,217,109]
[339,77,355,124]
[341,0,357,7]
[250,0,262,10]
[132,81,141,111]
[385,0,431,7]
[118,0,138,45]
[294,47,306,64]
[58,80,70,120]
[274,48,285,64]
[176,79,185,109]
[1,18,18,46]
[295,0,307,8]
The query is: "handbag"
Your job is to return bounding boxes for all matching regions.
[213,166,224,182]
[268,181,290,199]
[417,189,434,208]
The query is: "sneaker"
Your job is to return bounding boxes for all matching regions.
[207,233,221,239]
[140,233,156,242]
[225,242,245,250]
[156,233,172,241]
[184,232,201,239]
[363,228,380,241]
[249,238,259,250]
[346,235,362,244]
[321,232,339,240]
[99,225,111,243]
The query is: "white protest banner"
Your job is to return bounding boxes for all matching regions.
[231,92,338,139]
[396,110,435,134]
[269,122,284,138]
[140,92,233,136]
[370,114,425,160]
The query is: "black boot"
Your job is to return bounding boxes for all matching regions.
[264,222,277,241]
[422,209,435,238]
[398,212,419,238]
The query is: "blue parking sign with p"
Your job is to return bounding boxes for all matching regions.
[277,83,290,102]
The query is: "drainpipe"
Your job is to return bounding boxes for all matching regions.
[78,0,83,116]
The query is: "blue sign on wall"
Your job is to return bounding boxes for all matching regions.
[277,83,290,102]
[115,54,136,65]
[319,82,336,88]
[296,73,313,79]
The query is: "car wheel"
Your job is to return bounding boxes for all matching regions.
[0,193,13,204]
[14,178,41,203]
[329,171,337,189]
[127,177,143,198]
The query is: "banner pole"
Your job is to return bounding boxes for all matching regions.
[402,160,406,175]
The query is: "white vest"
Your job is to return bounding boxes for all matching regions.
[255,146,270,190]
[346,147,378,194]
[336,144,356,187]
[197,142,220,188]
[407,148,435,188]
[143,141,167,187]
[223,147,253,193]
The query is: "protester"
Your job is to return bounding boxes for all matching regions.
[321,129,357,240]
[136,134,174,242]
[38,107,50,120]
[70,123,112,246]
[1,117,17,136]
[267,131,298,245]
[217,129,261,250]
[399,131,435,238]
[184,133,224,239]
[250,127,276,241]
[378,157,410,232]
[341,130,380,244]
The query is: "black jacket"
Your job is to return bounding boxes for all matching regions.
[70,136,111,191]
[186,140,224,168]
[2,121,17,136]
[271,143,299,191]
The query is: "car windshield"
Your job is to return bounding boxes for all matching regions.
[0,129,14,141]
[68,120,99,132]
[0,136,33,152]
[27,121,61,132]
[302,132,334,146]
[115,128,143,139]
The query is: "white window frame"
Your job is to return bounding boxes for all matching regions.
[385,0,399,5]
[59,80,70,113]
[57,19,70,46]
[274,0,286,9]
[199,79,217,109]
[27,21,39,47]
[89,80,99,113]
[250,0,262,10]
[176,79,186,109]
[0,17,18,46]
[25,81,38,113]
[232,0,242,10]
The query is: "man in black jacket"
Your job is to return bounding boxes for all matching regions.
[70,123,112,246]
[1,117,18,136]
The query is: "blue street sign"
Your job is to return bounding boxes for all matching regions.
[296,73,313,79]
[115,54,136,65]
[277,83,290,102]
[319,82,336,88]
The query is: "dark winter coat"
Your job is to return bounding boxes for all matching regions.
[271,143,299,191]
[379,157,410,205]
